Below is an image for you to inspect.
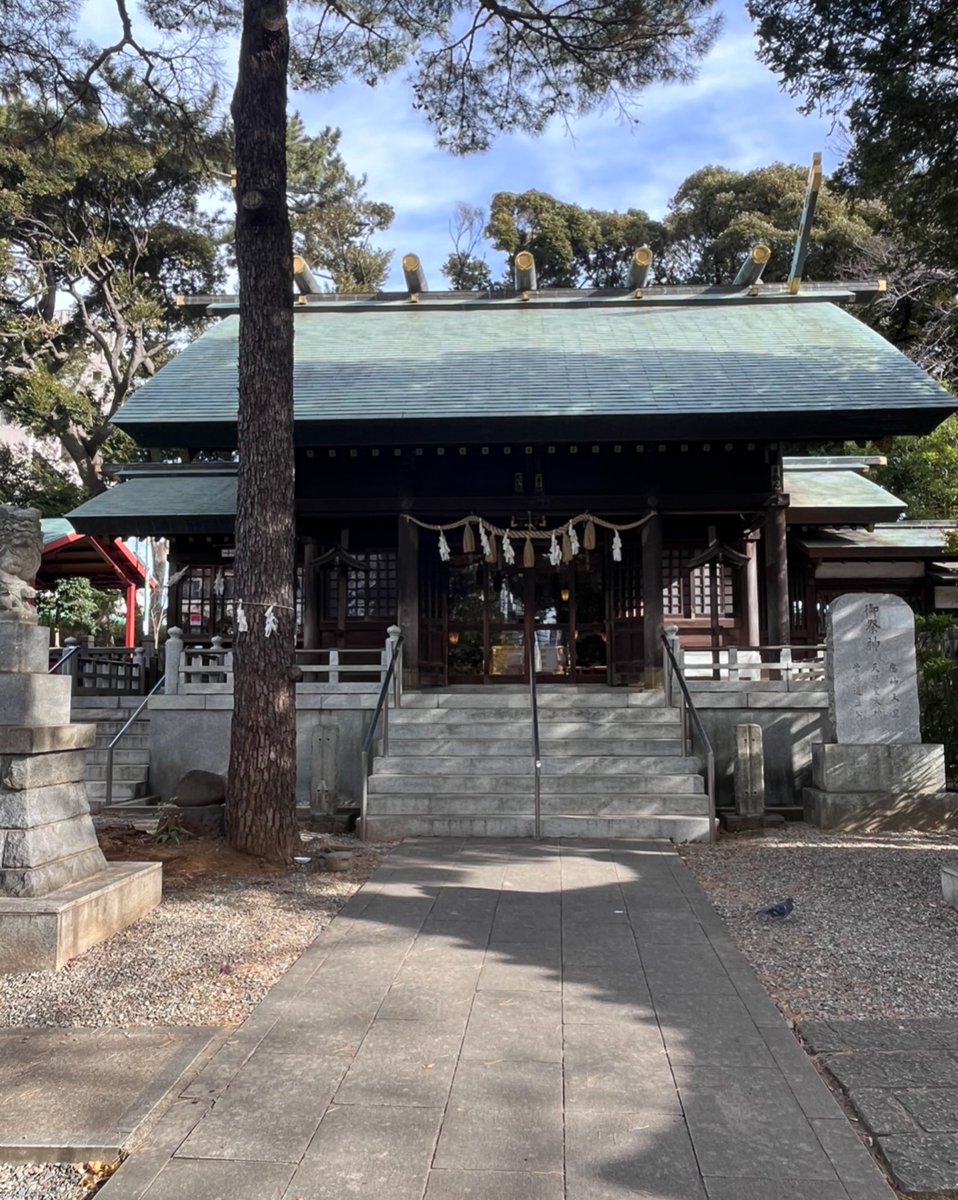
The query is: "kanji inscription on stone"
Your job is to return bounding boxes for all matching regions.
[826,593,922,745]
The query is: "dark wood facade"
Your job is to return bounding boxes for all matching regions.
[164,439,786,685]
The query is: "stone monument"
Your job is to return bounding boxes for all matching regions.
[804,593,951,831]
[0,506,161,971]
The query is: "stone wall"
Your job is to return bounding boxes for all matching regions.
[149,682,829,814]
[149,689,379,808]
[689,682,829,808]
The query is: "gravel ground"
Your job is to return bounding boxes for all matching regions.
[0,832,386,1030]
[0,829,389,1200]
[0,1163,95,1200]
[681,821,958,1023]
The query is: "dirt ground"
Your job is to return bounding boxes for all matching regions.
[96,824,387,890]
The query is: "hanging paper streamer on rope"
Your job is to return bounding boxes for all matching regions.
[402,510,655,566]
[235,600,248,633]
[264,604,279,638]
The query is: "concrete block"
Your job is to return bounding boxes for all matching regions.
[149,694,208,710]
[0,847,109,899]
[0,673,72,726]
[0,861,161,971]
[0,749,87,790]
[2,813,101,869]
[804,787,958,832]
[734,724,765,817]
[0,781,91,827]
[0,623,52,675]
[812,742,945,794]
[0,725,95,754]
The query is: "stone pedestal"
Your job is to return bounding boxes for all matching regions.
[803,742,952,831]
[805,595,950,832]
[0,619,161,971]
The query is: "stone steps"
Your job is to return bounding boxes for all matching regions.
[390,720,682,738]
[386,738,685,757]
[368,771,705,795]
[400,688,665,709]
[86,779,150,804]
[85,762,151,783]
[98,796,162,818]
[373,753,700,775]
[364,813,710,839]
[369,793,710,816]
[366,687,710,841]
[391,707,679,726]
[86,747,151,766]
[71,708,152,815]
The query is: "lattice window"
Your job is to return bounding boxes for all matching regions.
[175,566,234,637]
[322,551,398,622]
[663,548,734,618]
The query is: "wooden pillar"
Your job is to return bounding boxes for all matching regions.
[641,511,663,687]
[303,541,319,650]
[124,583,138,647]
[397,514,420,688]
[764,498,789,645]
[745,532,761,647]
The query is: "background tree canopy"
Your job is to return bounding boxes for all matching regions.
[747,0,958,270]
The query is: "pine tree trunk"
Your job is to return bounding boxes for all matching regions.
[225,0,300,863]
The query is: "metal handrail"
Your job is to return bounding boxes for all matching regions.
[529,640,542,840]
[104,674,166,810]
[48,644,80,673]
[359,635,404,841]
[661,633,717,844]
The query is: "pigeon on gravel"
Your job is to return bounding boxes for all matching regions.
[757,897,794,920]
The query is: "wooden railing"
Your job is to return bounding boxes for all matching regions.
[682,643,826,688]
[163,626,404,694]
[48,638,157,694]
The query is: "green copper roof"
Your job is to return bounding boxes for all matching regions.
[796,522,958,557]
[112,302,955,446]
[783,468,905,524]
[41,517,76,547]
[67,473,237,536]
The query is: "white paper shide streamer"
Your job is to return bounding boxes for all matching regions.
[568,521,580,557]
[549,531,562,567]
[479,521,491,559]
[438,530,451,562]
[502,532,515,565]
[612,530,623,562]
[264,604,279,638]
[235,600,249,633]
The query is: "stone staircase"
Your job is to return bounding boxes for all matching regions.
[364,686,711,841]
[71,697,157,815]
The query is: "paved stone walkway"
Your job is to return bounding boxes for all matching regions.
[803,1017,958,1197]
[100,840,897,1200]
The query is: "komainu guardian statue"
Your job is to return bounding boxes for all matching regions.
[0,506,41,622]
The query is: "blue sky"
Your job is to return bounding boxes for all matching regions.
[290,2,840,288]
[88,0,839,289]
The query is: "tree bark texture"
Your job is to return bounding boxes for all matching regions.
[225,0,300,863]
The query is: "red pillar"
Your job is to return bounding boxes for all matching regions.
[125,583,138,647]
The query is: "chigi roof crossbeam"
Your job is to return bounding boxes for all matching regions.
[176,277,886,317]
